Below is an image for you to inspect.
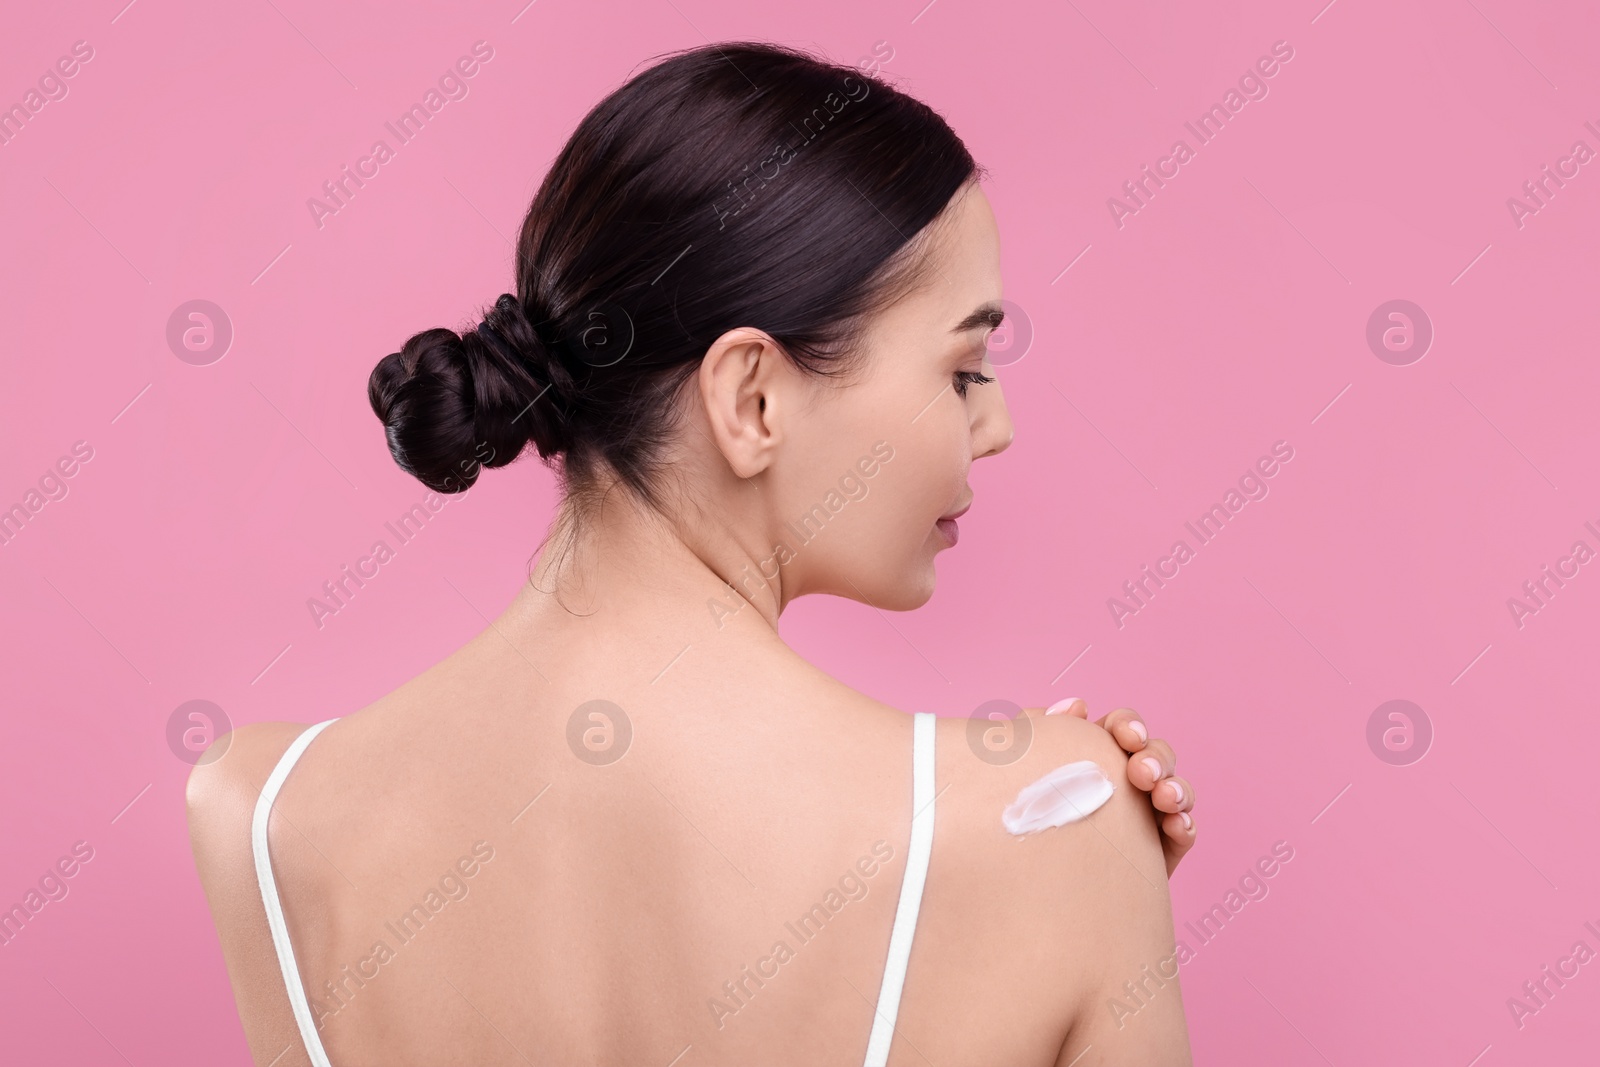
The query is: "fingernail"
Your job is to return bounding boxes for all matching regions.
[1167,780,1185,805]
[1045,697,1082,715]
[1126,719,1147,742]
[1180,811,1193,831]
[1141,756,1161,782]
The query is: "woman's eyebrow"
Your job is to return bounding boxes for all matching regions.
[951,301,1006,334]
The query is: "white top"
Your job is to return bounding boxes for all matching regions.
[251,711,938,1065]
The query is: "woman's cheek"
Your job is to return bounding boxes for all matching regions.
[937,404,974,487]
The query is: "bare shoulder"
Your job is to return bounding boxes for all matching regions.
[186,722,314,827]
[928,712,1192,1066]
[185,721,320,1067]
[185,720,324,880]
[929,708,1156,865]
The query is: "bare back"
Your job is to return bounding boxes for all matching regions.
[188,596,1189,1066]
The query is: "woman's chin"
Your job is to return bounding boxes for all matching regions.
[837,562,937,612]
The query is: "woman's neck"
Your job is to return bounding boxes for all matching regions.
[518,478,791,641]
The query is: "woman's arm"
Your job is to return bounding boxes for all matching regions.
[187,722,321,1067]
[1025,716,1193,1067]
[1051,758,1194,1067]
[937,711,1192,1065]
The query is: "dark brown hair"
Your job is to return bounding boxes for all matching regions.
[368,40,978,508]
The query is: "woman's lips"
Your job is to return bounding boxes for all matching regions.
[936,500,970,546]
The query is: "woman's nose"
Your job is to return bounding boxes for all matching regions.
[973,377,1014,459]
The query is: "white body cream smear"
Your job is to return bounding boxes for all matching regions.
[1002,761,1115,836]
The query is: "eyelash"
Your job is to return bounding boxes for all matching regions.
[953,370,995,398]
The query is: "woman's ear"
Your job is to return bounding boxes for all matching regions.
[697,327,788,479]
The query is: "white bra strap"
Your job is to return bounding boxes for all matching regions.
[862,711,936,1067]
[251,718,340,1067]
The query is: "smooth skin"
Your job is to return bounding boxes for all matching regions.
[1042,699,1197,877]
[188,182,1193,1066]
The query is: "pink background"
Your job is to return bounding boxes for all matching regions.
[3,0,1597,1062]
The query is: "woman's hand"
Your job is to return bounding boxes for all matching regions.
[1036,698,1195,876]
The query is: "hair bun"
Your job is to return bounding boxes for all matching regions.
[367,294,572,492]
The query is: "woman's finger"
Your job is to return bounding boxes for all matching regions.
[1147,773,1194,814]
[1159,809,1197,875]
[1130,739,1176,790]
[1097,706,1150,754]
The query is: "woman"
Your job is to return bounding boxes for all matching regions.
[188,41,1196,1066]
